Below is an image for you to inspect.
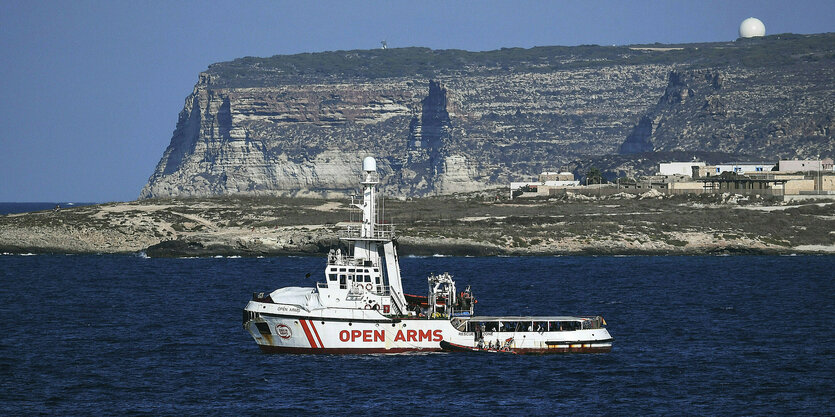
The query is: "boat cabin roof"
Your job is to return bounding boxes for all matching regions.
[468,316,593,322]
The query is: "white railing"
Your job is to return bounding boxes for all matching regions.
[338,223,395,240]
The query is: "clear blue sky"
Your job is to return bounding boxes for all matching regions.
[1,1,832,202]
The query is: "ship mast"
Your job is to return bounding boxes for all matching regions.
[359,158,377,238]
[351,157,379,262]
[343,157,407,315]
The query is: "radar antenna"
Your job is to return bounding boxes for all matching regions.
[381,40,387,50]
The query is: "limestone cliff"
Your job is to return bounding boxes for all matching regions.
[142,34,835,198]
[619,66,835,160]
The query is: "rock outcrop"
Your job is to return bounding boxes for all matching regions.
[618,66,835,159]
[142,34,835,198]
[619,116,655,154]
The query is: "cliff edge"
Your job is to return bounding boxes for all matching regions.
[142,34,835,198]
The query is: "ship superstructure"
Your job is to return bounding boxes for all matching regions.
[243,157,612,354]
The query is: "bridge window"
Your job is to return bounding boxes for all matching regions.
[328,274,337,281]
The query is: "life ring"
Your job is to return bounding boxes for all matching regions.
[366,283,373,291]
[364,304,371,310]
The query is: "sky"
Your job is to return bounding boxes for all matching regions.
[1,1,833,202]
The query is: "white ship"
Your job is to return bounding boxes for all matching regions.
[243,157,613,354]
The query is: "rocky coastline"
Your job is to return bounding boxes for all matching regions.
[2,192,833,257]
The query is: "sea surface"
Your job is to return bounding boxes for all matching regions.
[0,254,832,415]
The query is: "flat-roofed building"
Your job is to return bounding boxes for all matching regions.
[539,171,575,182]
[778,159,834,173]
[658,162,705,176]
[695,162,776,178]
[510,172,580,199]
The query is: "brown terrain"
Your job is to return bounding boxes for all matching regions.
[2,191,833,257]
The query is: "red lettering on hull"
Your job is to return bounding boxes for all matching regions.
[339,328,444,343]
[419,329,432,341]
[340,329,388,342]
[392,329,443,343]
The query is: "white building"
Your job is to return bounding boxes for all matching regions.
[658,162,705,176]
[778,159,834,173]
[510,172,580,199]
[710,162,775,175]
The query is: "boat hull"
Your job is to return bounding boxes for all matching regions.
[244,304,613,354]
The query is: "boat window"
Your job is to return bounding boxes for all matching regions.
[328,273,337,281]
[517,322,531,332]
[339,275,346,289]
[501,321,517,332]
[339,268,346,272]
[533,321,547,332]
[548,321,563,331]
[348,269,355,273]
[375,276,381,284]
[484,322,499,332]
[366,275,373,282]
[373,268,379,272]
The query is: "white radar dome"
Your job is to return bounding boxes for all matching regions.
[739,17,766,38]
[362,156,377,172]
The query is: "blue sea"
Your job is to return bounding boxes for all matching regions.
[0,254,833,415]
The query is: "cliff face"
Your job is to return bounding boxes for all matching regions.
[141,34,835,198]
[141,75,420,198]
[141,67,668,198]
[619,66,835,160]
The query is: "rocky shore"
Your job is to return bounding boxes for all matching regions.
[1,191,833,257]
